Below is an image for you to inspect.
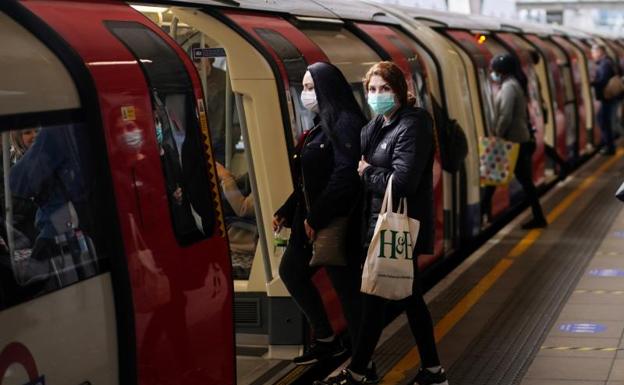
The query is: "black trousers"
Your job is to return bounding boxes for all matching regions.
[482,141,545,221]
[349,256,440,373]
[598,101,615,153]
[279,236,362,348]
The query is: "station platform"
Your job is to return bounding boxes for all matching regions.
[336,148,624,385]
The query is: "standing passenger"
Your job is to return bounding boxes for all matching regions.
[591,44,617,156]
[483,54,547,229]
[273,62,367,367]
[316,61,448,385]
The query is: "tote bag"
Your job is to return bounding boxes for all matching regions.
[479,136,520,186]
[361,175,420,300]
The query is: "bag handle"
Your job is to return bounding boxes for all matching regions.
[380,174,393,215]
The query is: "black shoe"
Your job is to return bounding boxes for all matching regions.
[313,369,365,385]
[521,217,547,230]
[293,339,346,365]
[413,367,449,385]
[363,362,380,384]
[600,148,616,156]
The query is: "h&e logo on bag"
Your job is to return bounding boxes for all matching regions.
[377,229,413,260]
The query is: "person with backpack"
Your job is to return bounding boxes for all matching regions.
[482,54,547,230]
[315,61,448,385]
[591,44,617,156]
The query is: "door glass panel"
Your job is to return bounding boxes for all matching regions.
[252,28,315,141]
[300,27,381,116]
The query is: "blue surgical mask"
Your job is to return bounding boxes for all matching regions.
[490,72,502,83]
[367,92,396,116]
[155,120,163,144]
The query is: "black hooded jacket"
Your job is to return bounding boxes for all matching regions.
[276,62,365,251]
[361,106,435,255]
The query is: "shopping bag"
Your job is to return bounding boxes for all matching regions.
[479,136,520,186]
[361,175,420,300]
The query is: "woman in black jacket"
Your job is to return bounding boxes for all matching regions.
[316,62,447,385]
[273,62,367,366]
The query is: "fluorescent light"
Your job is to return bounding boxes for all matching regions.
[130,4,169,14]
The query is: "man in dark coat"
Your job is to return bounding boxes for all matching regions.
[591,44,617,155]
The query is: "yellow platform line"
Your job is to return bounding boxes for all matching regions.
[381,149,624,384]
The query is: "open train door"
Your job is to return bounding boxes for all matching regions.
[14,1,234,385]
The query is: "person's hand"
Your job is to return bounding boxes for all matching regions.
[358,156,371,176]
[215,162,229,180]
[304,220,316,242]
[173,187,183,203]
[272,215,285,232]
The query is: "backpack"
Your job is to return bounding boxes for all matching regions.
[432,100,468,173]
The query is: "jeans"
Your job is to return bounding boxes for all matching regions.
[599,101,615,153]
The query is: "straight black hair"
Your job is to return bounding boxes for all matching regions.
[307,62,366,135]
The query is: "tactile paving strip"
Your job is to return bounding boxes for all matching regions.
[447,170,623,385]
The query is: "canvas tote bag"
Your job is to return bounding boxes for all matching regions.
[361,175,420,300]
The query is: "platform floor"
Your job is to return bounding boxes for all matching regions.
[350,149,624,385]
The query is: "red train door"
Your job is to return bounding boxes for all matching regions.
[552,35,589,156]
[445,30,511,219]
[525,35,569,162]
[352,22,444,268]
[496,32,547,184]
[20,2,233,385]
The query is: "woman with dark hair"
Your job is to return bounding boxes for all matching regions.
[483,54,547,229]
[272,62,368,368]
[316,61,447,385]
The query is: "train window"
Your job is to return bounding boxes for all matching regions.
[385,34,430,109]
[253,28,315,138]
[300,27,381,115]
[127,8,262,279]
[0,122,107,309]
[107,21,216,246]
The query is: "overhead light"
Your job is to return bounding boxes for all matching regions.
[130,5,169,14]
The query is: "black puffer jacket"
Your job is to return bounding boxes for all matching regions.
[361,106,434,255]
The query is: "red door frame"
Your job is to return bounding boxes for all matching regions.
[354,22,444,269]
[552,35,588,156]
[525,34,569,161]
[496,32,547,185]
[569,36,601,147]
[446,30,511,218]
[21,2,233,384]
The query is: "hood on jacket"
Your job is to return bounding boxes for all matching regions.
[307,62,366,134]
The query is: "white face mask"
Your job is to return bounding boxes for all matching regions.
[300,90,319,113]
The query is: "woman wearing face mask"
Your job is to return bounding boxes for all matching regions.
[482,54,547,229]
[272,62,370,372]
[316,61,447,385]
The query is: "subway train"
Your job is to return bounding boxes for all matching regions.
[0,1,622,384]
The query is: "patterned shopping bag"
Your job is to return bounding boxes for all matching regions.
[478,137,520,186]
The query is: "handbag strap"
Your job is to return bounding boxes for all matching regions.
[380,175,409,217]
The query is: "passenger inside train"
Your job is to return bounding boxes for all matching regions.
[0,123,101,309]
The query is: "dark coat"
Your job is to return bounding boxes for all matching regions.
[592,56,616,101]
[361,106,435,255]
[276,113,362,255]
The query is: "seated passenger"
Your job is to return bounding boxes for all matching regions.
[10,127,37,165]
[216,161,257,279]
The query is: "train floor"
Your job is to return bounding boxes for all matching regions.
[238,147,624,385]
